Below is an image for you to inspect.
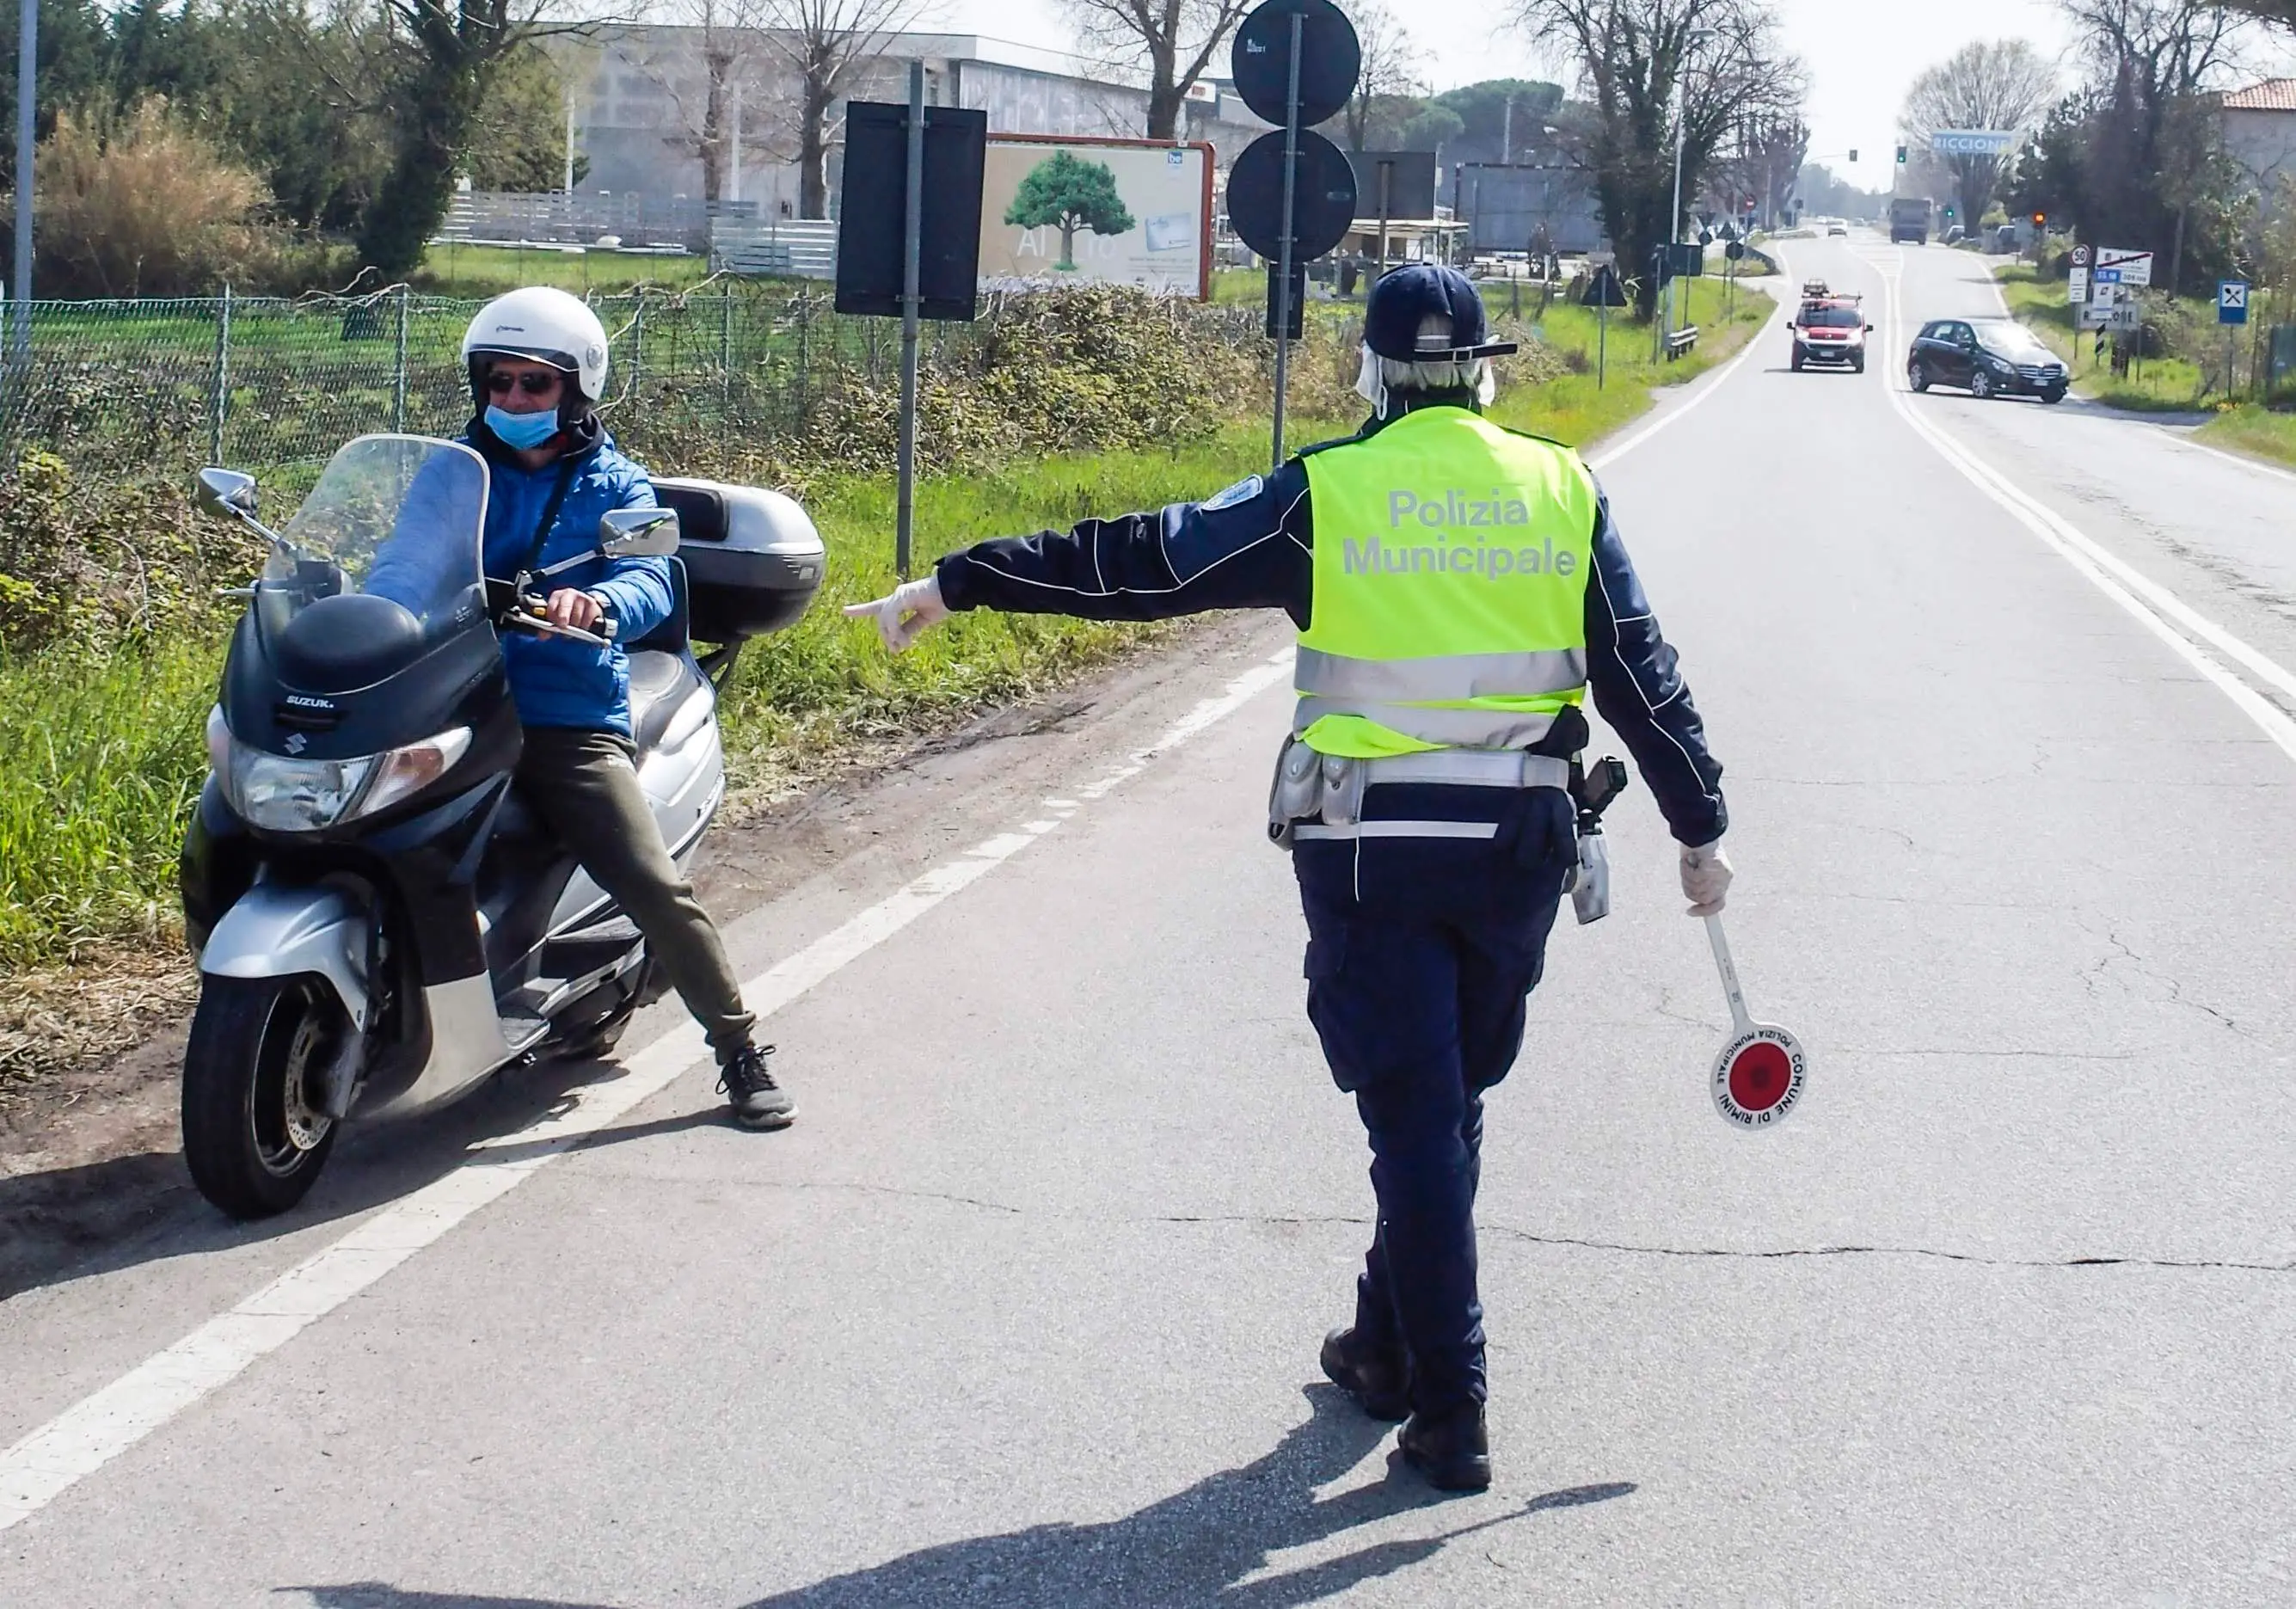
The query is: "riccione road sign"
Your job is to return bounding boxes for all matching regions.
[1930,129,2019,157]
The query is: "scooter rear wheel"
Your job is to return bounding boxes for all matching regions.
[182,974,344,1219]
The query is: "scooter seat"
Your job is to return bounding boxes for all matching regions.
[628,648,709,754]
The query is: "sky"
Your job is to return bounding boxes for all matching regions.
[934,0,2288,187]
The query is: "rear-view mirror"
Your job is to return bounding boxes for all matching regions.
[599,506,680,556]
[195,467,258,519]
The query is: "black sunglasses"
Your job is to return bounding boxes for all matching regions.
[486,370,564,397]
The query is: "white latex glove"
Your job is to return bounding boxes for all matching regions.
[842,575,948,653]
[1679,838,1734,917]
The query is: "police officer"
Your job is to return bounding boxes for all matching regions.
[844,266,1732,1493]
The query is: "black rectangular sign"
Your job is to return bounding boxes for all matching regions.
[1343,150,1438,219]
[834,101,989,322]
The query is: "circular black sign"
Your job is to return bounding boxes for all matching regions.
[1231,0,1360,128]
[1227,128,1359,261]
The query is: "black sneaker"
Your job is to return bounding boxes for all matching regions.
[1397,1400,1492,1494]
[1320,1327,1409,1421]
[717,1042,794,1130]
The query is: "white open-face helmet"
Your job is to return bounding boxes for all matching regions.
[460,286,611,404]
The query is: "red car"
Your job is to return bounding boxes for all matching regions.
[1790,286,1871,373]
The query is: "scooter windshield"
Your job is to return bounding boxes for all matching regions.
[256,435,489,676]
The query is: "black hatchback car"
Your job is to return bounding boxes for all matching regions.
[1906,317,2069,403]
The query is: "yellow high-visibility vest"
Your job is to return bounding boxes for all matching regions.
[1295,407,1597,758]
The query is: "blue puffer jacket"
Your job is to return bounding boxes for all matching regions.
[476,420,672,736]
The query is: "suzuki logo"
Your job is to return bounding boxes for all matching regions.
[284,732,308,755]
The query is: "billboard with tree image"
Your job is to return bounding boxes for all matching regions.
[978,137,1213,298]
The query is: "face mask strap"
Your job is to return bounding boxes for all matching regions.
[1354,344,1389,416]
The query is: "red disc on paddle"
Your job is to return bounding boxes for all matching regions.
[1728,1040,1795,1112]
[1710,1024,1807,1130]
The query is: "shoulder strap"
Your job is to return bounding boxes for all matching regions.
[514,456,581,579]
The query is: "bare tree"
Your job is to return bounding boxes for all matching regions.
[626,0,772,204]
[1897,40,2060,225]
[1709,112,1805,227]
[746,0,923,218]
[1516,0,1805,316]
[1060,0,1254,140]
[1335,3,1424,151]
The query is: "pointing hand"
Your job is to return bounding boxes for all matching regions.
[843,575,949,654]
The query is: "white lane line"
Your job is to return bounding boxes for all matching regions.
[1867,251,2296,766]
[0,647,1295,1535]
[2166,430,2296,488]
[1585,280,1789,471]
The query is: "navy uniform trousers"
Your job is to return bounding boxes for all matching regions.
[1293,778,1576,1416]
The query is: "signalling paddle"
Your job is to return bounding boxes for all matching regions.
[1704,913,1806,1129]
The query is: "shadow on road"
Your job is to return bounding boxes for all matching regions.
[285,1389,1636,1608]
[0,1050,721,1303]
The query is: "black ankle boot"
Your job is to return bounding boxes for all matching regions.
[1398,1400,1491,1493]
[1319,1327,1409,1421]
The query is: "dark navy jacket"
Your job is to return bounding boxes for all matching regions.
[934,409,1728,845]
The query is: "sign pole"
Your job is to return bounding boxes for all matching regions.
[1270,9,1302,473]
[1375,159,1390,288]
[895,59,924,580]
[1598,297,1606,389]
[11,0,36,368]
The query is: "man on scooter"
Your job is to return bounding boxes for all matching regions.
[381,287,791,1130]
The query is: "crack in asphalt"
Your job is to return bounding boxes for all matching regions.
[577,1173,2296,1277]
[1132,1215,2295,1275]
[2082,930,2255,1038]
[1474,1225,2294,1274]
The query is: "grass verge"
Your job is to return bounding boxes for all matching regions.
[2194,404,2296,470]
[0,284,1770,1096]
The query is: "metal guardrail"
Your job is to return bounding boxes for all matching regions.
[1664,325,1701,359]
[709,219,838,280]
[439,192,762,252]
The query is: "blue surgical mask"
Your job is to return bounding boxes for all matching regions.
[485,404,560,450]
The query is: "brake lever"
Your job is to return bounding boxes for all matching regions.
[506,593,614,649]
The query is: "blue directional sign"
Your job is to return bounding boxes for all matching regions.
[2219,279,2250,326]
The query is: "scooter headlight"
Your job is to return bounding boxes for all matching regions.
[225,745,374,832]
[214,717,471,832]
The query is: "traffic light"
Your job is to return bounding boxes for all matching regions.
[1896,144,1908,164]
[2031,212,2045,228]
[1943,205,1955,220]
[1847,148,1858,163]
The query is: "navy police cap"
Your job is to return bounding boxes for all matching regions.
[1361,264,1519,363]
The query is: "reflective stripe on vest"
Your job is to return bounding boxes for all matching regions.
[1296,408,1597,758]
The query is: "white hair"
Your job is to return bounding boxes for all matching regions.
[1357,314,1495,412]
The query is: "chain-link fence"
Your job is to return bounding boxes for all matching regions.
[0,282,1275,481]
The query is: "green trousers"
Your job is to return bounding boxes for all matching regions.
[516,727,755,1060]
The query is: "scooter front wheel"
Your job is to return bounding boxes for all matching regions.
[182,974,345,1219]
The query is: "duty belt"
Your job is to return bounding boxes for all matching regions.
[1267,738,1570,848]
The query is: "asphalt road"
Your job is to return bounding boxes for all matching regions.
[5,239,2294,1606]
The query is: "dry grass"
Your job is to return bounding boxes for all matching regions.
[34,98,290,298]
